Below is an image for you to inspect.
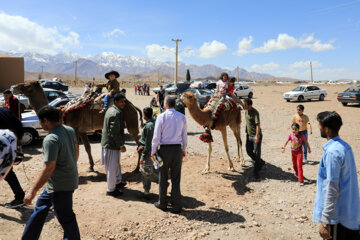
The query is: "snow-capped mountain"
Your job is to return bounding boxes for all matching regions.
[1,50,273,79]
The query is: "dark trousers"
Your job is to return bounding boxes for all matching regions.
[246,134,263,174]
[22,189,80,240]
[159,98,164,111]
[330,223,360,240]
[4,168,25,200]
[158,145,183,210]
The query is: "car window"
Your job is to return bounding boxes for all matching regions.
[243,86,249,89]
[348,87,360,92]
[293,86,305,91]
[48,92,60,98]
[198,89,212,95]
[312,86,320,90]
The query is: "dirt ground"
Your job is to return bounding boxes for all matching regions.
[1,84,359,240]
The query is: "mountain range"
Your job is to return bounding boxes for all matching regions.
[1,50,273,80]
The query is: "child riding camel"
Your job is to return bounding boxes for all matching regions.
[99,70,121,113]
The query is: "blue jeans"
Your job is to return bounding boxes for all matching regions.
[299,130,308,159]
[22,189,80,240]
[104,94,113,108]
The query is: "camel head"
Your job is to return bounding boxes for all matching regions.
[12,81,48,113]
[13,81,42,96]
[181,92,197,107]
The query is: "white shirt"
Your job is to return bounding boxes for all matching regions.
[151,109,187,154]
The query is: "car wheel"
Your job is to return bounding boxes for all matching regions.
[286,99,290,102]
[248,92,253,98]
[342,102,348,106]
[298,95,304,102]
[319,94,325,101]
[20,103,25,113]
[22,128,37,146]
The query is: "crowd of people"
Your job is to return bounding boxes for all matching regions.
[0,70,359,240]
[135,83,150,96]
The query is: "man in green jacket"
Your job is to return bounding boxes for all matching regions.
[137,107,158,199]
[101,93,126,197]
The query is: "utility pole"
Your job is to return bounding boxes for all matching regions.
[74,60,78,81]
[172,39,182,84]
[236,66,239,82]
[41,66,44,74]
[310,61,313,83]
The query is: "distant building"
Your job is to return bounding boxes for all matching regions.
[0,54,24,91]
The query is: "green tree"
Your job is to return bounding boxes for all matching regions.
[186,69,191,82]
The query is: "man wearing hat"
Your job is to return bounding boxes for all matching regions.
[99,70,121,114]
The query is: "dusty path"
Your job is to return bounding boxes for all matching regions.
[0,84,359,240]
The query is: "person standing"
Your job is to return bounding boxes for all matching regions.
[157,85,165,111]
[244,98,265,180]
[138,107,158,199]
[152,96,187,213]
[99,70,120,113]
[292,105,312,163]
[101,93,127,197]
[22,106,80,240]
[313,111,360,240]
[281,123,311,186]
[0,108,25,209]
[3,89,21,119]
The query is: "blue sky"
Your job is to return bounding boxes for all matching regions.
[0,0,360,80]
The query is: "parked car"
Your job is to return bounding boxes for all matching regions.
[165,83,191,95]
[183,89,213,108]
[283,85,327,102]
[153,83,174,94]
[0,94,30,113]
[234,85,253,98]
[21,96,77,146]
[337,86,360,106]
[40,80,69,91]
[204,82,217,90]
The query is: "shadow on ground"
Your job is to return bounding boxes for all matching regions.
[181,207,245,224]
[0,206,55,225]
[222,161,316,195]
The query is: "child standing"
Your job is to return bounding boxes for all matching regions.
[281,123,311,186]
[292,105,312,163]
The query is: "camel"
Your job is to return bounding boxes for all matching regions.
[13,81,143,172]
[181,92,244,173]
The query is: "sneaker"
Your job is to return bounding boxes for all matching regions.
[294,172,298,178]
[106,189,123,197]
[299,182,305,186]
[5,199,25,209]
[303,158,308,164]
[116,181,127,190]
[154,201,167,211]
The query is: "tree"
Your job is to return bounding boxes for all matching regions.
[186,69,191,82]
[38,74,42,80]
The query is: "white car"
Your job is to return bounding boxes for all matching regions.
[234,85,253,98]
[283,85,327,102]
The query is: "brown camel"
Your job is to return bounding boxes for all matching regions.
[181,92,244,173]
[13,81,143,172]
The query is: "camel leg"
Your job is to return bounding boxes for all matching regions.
[231,124,245,166]
[221,128,235,172]
[79,132,95,172]
[202,142,212,174]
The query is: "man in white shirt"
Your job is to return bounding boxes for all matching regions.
[151,96,187,213]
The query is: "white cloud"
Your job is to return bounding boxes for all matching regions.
[199,40,227,58]
[236,36,253,56]
[0,12,80,54]
[235,33,334,56]
[146,44,175,61]
[290,61,323,69]
[250,62,280,71]
[103,28,126,39]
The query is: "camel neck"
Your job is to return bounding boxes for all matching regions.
[187,101,211,126]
